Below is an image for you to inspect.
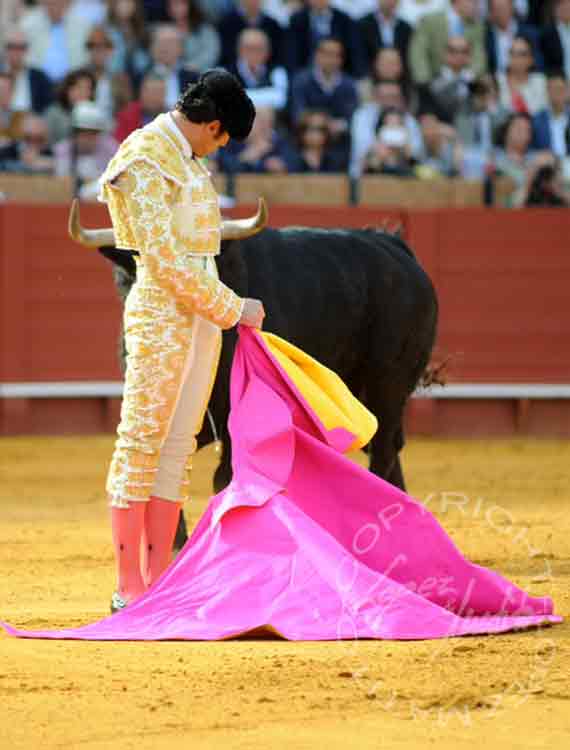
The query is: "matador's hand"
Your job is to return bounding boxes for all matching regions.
[240,298,265,328]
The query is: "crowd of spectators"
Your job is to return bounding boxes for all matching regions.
[1,0,570,206]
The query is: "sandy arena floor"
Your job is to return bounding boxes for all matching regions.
[0,436,569,750]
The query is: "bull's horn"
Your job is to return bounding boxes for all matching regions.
[69,195,268,249]
[221,197,268,241]
[68,198,115,248]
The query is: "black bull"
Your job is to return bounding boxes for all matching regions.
[99,226,438,548]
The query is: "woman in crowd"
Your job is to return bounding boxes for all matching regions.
[105,0,151,80]
[45,68,96,145]
[494,111,556,206]
[293,109,347,172]
[496,35,547,115]
[165,0,221,72]
[85,24,133,120]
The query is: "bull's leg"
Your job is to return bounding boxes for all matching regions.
[173,511,188,552]
[366,380,407,489]
[213,429,233,494]
[385,454,406,491]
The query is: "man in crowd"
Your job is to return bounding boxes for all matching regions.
[19,0,94,82]
[1,27,54,114]
[54,100,117,199]
[286,0,362,77]
[230,29,288,111]
[409,0,487,85]
[219,0,284,69]
[540,0,570,77]
[114,72,167,143]
[0,72,24,146]
[290,36,358,165]
[141,25,197,109]
[423,36,475,123]
[485,0,541,74]
[358,0,413,78]
[532,70,570,158]
[0,112,54,173]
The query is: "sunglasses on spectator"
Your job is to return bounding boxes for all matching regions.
[6,43,28,50]
[510,49,531,56]
[303,125,328,133]
[447,46,469,54]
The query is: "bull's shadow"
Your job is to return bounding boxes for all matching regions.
[99,223,438,550]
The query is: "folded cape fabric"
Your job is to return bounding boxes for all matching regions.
[2,327,561,641]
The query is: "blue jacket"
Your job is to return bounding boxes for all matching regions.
[531,108,570,153]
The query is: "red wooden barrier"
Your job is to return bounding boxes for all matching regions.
[1,203,569,436]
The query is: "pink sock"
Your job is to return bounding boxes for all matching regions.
[142,496,182,588]
[110,503,146,602]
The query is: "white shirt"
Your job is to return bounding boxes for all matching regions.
[493,21,517,73]
[447,7,465,36]
[10,70,32,112]
[376,12,396,47]
[549,111,569,158]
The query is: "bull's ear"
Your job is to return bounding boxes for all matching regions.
[68,199,116,248]
[221,197,268,241]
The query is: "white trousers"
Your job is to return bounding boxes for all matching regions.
[150,311,221,502]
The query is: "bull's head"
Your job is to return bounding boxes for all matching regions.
[68,197,268,248]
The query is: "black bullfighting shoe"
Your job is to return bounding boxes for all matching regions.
[110,592,128,614]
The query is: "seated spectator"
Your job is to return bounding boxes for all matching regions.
[290,37,358,138]
[455,74,509,177]
[363,106,416,176]
[19,0,94,82]
[496,35,547,114]
[165,0,221,72]
[415,111,463,177]
[286,0,362,77]
[230,29,288,111]
[1,28,54,114]
[217,105,298,173]
[350,77,422,176]
[54,100,118,199]
[219,0,284,69]
[0,72,25,147]
[409,0,487,86]
[293,109,348,171]
[45,67,96,145]
[85,25,133,120]
[494,111,552,204]
[422,36,475,124]
[140,25,198,108]
[531,71,570,159]
[524,156,570,206]
[540,0,570,77]
[485,0,542,75]
[358,1,413,80]
[104,0,150,79]
[114,72,167,142]
[0,112,54,173]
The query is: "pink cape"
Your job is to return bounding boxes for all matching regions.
[2,327,561,641]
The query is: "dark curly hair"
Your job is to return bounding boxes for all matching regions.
[175,69,255,141]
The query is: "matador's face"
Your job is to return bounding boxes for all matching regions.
[194,121,230,158]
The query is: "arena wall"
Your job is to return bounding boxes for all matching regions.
[1,202,569,437]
